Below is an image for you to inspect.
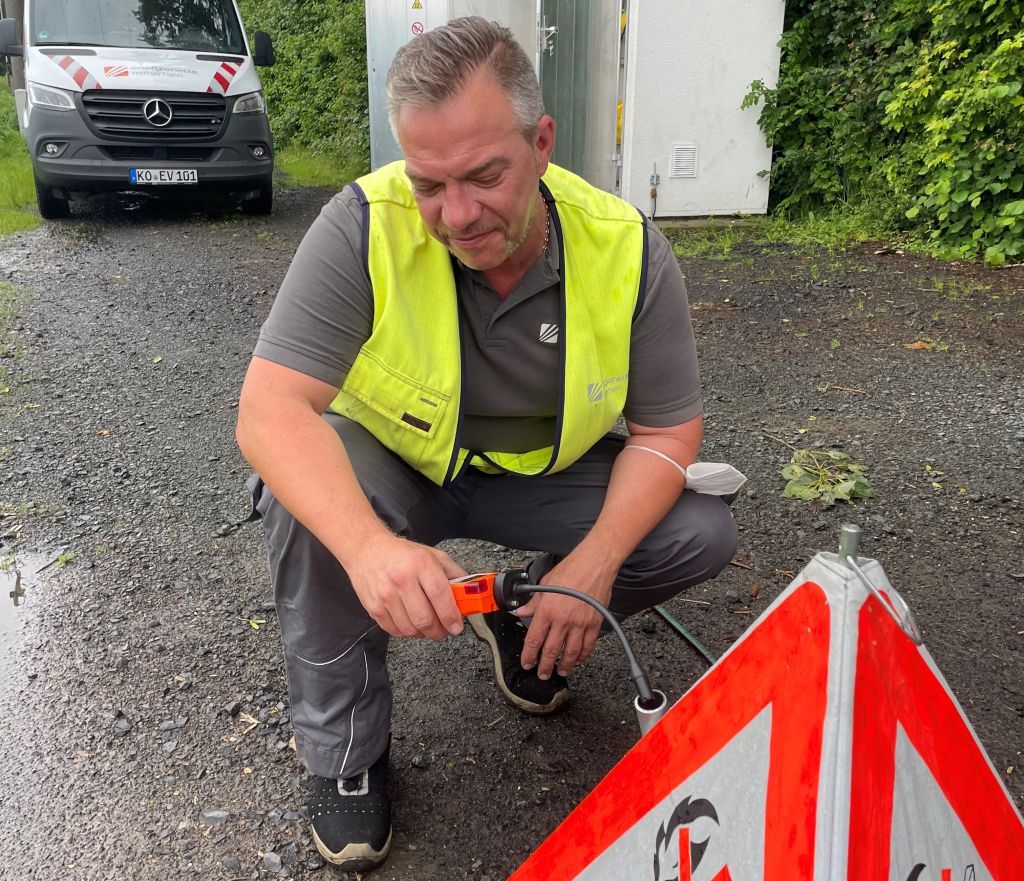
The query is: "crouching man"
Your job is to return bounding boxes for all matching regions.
[236,16,738,872]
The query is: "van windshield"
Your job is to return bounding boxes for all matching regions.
[31,0,246,54]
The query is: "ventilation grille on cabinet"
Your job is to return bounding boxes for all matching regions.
[669,144,698,178]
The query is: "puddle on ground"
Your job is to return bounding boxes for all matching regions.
[0,552,52,669]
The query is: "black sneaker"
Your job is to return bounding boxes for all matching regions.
[304,740,392,871]
[468,610,570,715]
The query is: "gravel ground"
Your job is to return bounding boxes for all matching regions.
[0,186,1021,881]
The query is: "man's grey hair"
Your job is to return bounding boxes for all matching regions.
[386,16,544,140]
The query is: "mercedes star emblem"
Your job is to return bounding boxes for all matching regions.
[143,98,173,128]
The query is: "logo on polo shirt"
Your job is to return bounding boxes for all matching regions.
[539,323,559,344]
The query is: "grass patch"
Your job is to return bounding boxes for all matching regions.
[0,281,21,340]
[0,281,28,393]
[1,87,39,235]
[759,208,884,251]
[0,154,38,235]
[275,145,366,190]
[667,202,895,260]
[668,224,750,260]
[924,276,992,301]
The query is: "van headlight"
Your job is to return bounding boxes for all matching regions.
[27,82,76,111]
[233,91,266,114]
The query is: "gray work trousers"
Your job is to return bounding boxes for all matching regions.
[248,414,737,779]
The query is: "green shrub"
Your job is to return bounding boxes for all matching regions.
[742,1,894,217]
[882,2,1024,264]
[745,0,1023,264]
[237,0,369,174]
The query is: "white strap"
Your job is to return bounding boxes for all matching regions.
[622,444,688,480]
[622,447,749,496]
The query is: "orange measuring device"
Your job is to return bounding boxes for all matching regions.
[449,573,501,616]
[449,568,532,616]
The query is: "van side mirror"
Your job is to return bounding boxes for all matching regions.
[0,18,23,56]
[253,31,275,67]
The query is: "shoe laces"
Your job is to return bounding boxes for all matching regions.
[338,770,369,796]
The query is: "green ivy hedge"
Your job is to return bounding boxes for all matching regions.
[745,0,1024,264]
[237,0,369,172]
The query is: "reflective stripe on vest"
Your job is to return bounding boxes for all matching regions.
[331,161,645,486]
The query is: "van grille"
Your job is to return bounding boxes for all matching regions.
[103,146,216,161]
[81,91,227,140]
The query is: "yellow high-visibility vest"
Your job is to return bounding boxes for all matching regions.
[331,161,646,486]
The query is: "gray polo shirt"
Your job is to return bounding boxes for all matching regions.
[254,186,702,454]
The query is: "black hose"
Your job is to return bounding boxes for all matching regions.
[652,604,716,666]
[512,583,660,708]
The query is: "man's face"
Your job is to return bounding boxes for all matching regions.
[396,69,555,272]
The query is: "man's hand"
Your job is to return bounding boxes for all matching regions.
[345,533,467,640]
[514,551,617,680]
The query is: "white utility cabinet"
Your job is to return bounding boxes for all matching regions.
[366,0,785,218]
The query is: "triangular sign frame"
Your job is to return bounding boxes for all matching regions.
[508,552,1024,881]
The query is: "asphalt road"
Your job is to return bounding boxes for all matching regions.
[0,186,1021,880]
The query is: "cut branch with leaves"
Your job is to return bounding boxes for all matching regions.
[765,434,875,506]
[781,448,874,506]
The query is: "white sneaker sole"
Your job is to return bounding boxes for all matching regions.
[312,825,392,870]
[467,613,570,715]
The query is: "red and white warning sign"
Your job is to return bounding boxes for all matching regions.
[509,552,1024,880]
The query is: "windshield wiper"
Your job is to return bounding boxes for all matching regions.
[34,40,240,52]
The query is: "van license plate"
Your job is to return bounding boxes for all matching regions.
[129,168,198,185]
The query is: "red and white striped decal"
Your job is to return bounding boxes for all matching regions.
[206,61,240,95]
[53,55,102,90]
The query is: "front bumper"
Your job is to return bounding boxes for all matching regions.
[28,101,273,195]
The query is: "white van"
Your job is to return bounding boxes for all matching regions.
[0,0,275,218]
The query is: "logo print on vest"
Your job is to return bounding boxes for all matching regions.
[586,374,629,403]
[539,323,559,344]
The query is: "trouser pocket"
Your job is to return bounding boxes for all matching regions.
[244,472,268,522]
